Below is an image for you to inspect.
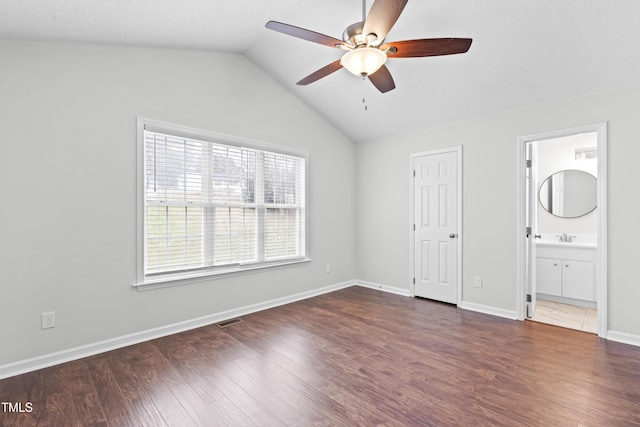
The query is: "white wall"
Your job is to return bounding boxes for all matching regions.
[0,40,356,367]
[356,85,640,338]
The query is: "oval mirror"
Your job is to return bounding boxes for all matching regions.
[538,170,597,218]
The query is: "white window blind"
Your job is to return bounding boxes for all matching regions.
[141,125,306,281]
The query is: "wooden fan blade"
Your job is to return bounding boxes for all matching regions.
[297,60,343,86]
[368,64,395,93]
[266,21,345,49]
[362,0,408,46]
[381,38,473,58]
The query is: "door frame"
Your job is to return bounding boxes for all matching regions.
[409,146,463,304]
[525,142,539,318]
[516,122,608,338]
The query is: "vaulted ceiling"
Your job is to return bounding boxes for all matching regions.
[2,0,639,142]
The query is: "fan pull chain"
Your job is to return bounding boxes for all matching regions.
[362,76,368,111]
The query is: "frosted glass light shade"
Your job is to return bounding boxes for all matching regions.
[340,47,387,77]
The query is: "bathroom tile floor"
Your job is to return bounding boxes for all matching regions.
[530,299,597,334]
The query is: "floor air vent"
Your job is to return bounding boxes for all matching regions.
[216,318,243,328]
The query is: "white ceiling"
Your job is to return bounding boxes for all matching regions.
[2,0,640,142]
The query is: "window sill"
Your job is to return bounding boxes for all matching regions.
[132,258,312,292]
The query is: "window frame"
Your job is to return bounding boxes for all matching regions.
[135,117,310,290]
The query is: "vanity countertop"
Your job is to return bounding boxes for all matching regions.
[536,241,597,249]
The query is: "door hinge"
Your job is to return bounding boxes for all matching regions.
[526,226,532,238]
[526,159,532,168]
[413,277,415,284]
[526,294,532,302]
[413,224,416,231]
[413,170,416,177]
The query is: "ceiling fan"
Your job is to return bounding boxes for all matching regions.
[265,0,472,93]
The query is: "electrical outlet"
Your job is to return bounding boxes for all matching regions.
[474,277,482,288]
[42,311,56,329]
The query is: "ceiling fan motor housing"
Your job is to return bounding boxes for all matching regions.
[343,21,371,46]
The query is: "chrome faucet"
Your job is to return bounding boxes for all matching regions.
[556,233,575,243]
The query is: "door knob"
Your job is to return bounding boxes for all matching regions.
[449,233,457,238]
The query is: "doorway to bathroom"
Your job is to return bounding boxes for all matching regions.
[516,123,607,337]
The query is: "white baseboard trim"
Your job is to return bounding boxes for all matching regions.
[354,280,412,297]
[459,301,519,320]
[0,280,355,380]
[606,330,640,348]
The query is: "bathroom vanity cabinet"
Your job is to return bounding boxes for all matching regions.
[536,244,596,303]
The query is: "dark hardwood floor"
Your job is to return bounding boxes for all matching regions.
[1,286,640,426]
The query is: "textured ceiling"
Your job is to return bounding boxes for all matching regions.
[2,0,640,142]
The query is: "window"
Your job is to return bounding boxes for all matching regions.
[137,119,307,286]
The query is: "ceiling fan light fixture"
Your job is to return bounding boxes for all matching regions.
[340,47,387,77]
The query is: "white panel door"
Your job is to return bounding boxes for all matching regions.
[414,151,458,303]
